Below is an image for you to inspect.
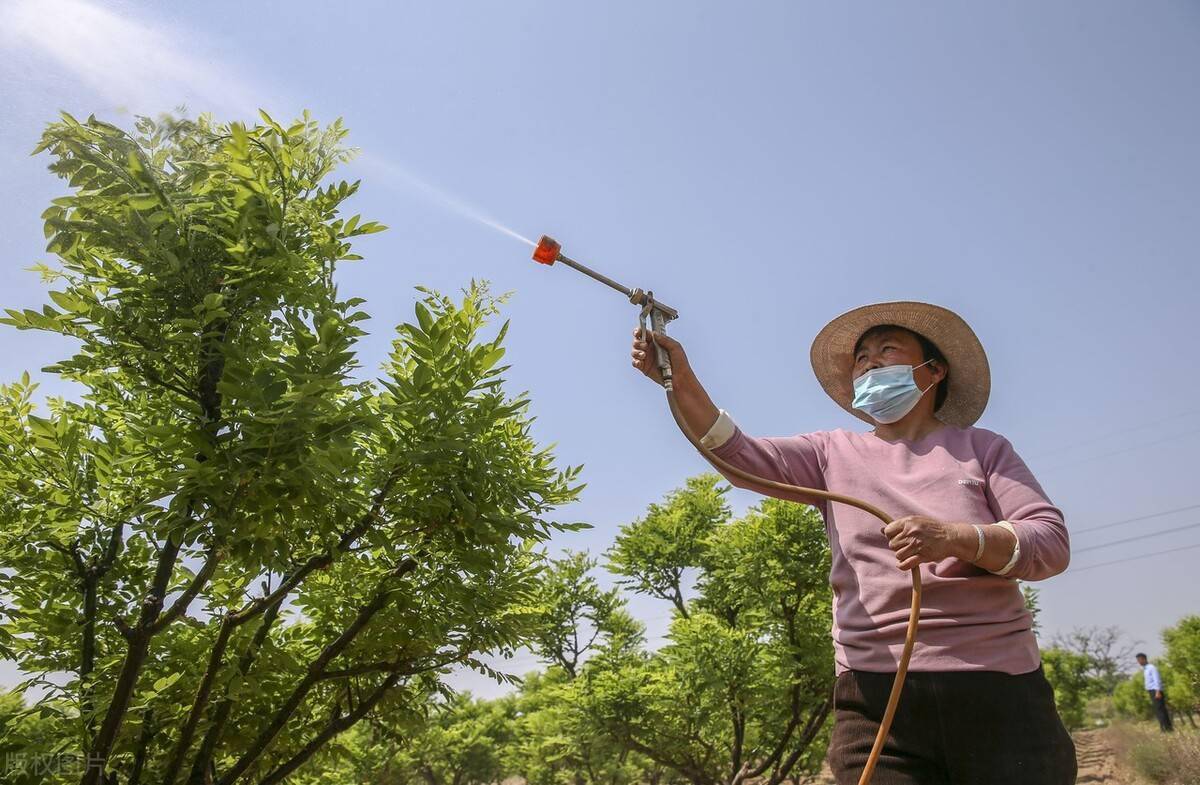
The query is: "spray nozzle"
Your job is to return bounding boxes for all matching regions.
[533,235,561,265]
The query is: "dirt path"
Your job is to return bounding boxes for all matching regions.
[1073,728,1124,784]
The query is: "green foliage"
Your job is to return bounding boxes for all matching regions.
[506,668,653,785]
[1050,625,1136,696]
[605,474,731,616]
[503,555,655,785]
[385,692,514,785]
[1041,647,1092,731]
[1021,584,1041,637]
[1112,670,1154,721]
[0,690,59,784]
[529,551,626,678]
[279,478,835,785]
[589,486,834,785]
[1164,615,1200,711]
[0,111,583,783]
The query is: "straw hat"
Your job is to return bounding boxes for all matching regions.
[809,301,990,428]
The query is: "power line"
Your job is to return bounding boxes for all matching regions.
[1073,520,1200,554]
[1062,542,1200,575]
[1037,426,1200,473]
[1072,503,1200,536]
[1023,407,1198,461]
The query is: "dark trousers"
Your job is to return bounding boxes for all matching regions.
[827,667,1077,785]
[1149,690,1174,732]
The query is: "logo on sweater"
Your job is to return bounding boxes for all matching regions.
[958,478,984,487]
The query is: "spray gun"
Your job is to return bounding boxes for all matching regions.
[533,235,680,390]
[528,234,921,785]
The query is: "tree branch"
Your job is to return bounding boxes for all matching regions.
[149,542,223,634]
[184,467,408,783]
[128,708,157,785]
[228,466,404,626]
[160,616,235,785]
[743,685,803,780]
[184,601,282,785]
[769,692,833,785]
[81,530,182,785]
[215,558,418,785]
[255,668,403,785]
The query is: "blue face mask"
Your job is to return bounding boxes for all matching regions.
[851,358,936,424]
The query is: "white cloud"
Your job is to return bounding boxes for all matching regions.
[0,0,266,118]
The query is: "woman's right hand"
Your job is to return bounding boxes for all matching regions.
[631,326,687,386]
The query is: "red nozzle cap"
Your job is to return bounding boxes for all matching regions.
[533,235,561,265]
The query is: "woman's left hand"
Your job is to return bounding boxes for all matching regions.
[881,515,968,571]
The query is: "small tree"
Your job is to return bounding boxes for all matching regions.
[1162,615,1200,715]
[1041,647,1093,731]
[591,477,834,785]
[530,551,624,679]
[606,475,731,618]
[1050,625,1136,696]
[1111,670,1154,722]
[507,554,653,785]
[385,692,514,785]
[0,112,583,784]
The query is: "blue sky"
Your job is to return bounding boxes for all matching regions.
[1,1,1198,697]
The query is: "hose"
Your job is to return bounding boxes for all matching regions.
[662,388,921,785]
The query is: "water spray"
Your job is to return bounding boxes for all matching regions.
[529,235,921,785]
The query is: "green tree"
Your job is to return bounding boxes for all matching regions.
[1112,670,1154,721]
[1041,647,1093,731]
[530,551,624,679]
[591,480,834,785]
[1050,625,1136,696]
[0,112,582,784]
[1162,615,1200,714]
[383,692,514,785]
[606,474,731,617]
[507,555,654,785]
[0,689,59,784]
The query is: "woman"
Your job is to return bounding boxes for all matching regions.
[630,300,1076,785]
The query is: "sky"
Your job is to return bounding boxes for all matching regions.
[1,0,1198,699]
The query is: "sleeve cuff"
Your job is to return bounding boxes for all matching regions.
[700,408,737,449]
[989,520,1021,577]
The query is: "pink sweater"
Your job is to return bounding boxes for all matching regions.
[707,422,1069,675]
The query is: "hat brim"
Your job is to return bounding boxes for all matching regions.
[809,301,990,428]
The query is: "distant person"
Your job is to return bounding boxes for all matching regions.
[1136,652,1173,732]
[633,301,1076,784]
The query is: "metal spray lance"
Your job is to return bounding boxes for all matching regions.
[532,235,680,388]
[529,235,922,785]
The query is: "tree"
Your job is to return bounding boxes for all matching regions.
[1050,625,1136,696]
[1111,669,1154,722]
[506,554,654,785]
[0,689,59,784]
[1041,647,1093,731]
[382,692,514,785]
[606,475,731,618]
[530,551,624,679]
[0,111,583,784]
[590,478,834,785]
[1162,615,1200,715]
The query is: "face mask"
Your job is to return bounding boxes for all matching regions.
[851,358,936,425]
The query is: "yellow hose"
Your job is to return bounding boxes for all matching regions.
[664,389,921,785]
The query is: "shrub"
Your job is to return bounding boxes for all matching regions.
[1109,722,1200,785]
